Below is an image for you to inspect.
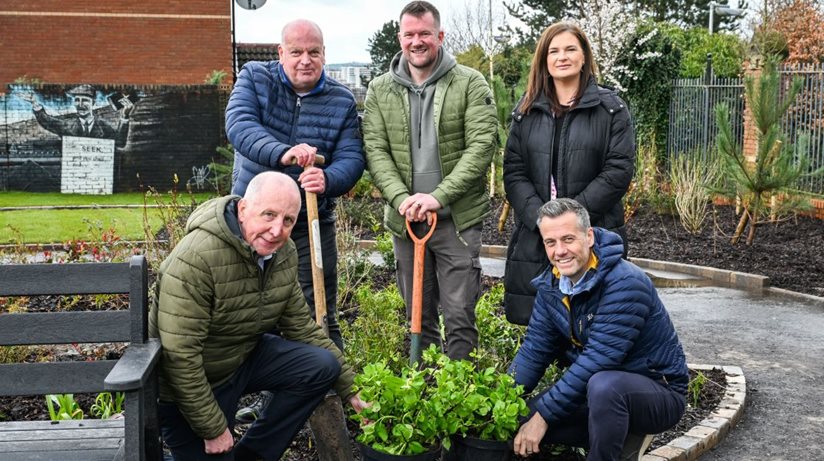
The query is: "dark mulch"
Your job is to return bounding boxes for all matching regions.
[477,197,823,298]
[624,205,824,297]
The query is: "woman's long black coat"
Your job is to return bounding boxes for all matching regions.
[503,79,635,324]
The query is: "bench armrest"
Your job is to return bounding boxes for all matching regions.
[104,339,161,391]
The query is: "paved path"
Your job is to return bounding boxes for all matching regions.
[660,286,824,460]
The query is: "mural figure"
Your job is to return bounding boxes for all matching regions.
[20,84,132,147]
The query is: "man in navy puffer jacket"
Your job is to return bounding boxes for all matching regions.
[225,19,364,423]
[509,198,688,461]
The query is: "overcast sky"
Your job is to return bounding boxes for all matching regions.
[233,0,755,65]
[233,0,477,64]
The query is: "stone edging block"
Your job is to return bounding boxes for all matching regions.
[630,257,769,290]
[643,364,746,461]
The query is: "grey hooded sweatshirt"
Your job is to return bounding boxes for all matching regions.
[389,48,457,216]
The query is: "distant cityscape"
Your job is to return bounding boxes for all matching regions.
[326,63,371,103]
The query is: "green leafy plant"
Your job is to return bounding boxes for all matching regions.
[45,394,84,420]
[474,284,525,373]
[204,69,228,85]
[351,354,445,455]
[429,351,528,442]
[340,284,407,374]
[90,392,125,419]
[688,371,707,408]
[374,231,395,269]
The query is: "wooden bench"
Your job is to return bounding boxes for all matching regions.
[0,255,161,461]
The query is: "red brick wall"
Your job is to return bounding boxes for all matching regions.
[0,1,231,86]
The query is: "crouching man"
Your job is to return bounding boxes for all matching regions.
[509,198,688,461]
[150,171,366,460]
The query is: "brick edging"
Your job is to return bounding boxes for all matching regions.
[643,365,746,461]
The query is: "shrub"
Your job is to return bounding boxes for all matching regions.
[474,284,525,373]
[669,153,720,234]
[341,284,407,374]
[374,231,395,269]
[615,21,681,156]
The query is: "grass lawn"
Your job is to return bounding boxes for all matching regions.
[0,191,215,244]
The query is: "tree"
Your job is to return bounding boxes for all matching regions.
[446,0,509,57]
[504,0,745,45]
[504,0,573,45]
[576,0,640,91]
[771,0,824,64]
[715,57,822,245]
[366,20,400,80]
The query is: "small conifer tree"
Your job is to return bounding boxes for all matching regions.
[715,56,821,245]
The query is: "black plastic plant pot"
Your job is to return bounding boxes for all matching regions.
[446,435,514,461]
[356,442,440,461]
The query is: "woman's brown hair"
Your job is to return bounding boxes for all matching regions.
[518,22,598,115]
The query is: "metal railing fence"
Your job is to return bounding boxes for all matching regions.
[668,61,824,196]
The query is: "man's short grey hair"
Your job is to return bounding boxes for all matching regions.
[536,198,591,232]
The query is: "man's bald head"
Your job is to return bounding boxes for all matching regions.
[281,19,323,45]
[238,172,301,256]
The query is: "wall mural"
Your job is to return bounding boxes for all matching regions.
[0,84,224,194]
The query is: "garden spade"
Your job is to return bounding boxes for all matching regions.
[405,213,438,365]
[295,154,354,461]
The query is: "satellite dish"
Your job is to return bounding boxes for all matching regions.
[236,0,266,10]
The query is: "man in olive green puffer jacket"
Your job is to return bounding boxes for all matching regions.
[150,172,366,461]
[363,1,497,360]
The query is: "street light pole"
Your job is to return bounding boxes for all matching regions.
[488,0,494,85]
[708,1,745,34]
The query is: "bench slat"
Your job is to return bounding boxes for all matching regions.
[0,449,117,461]
[1,426,123,442]
[0,419,123,461]
[0,419,124,431]
[0,311,131,345]
[0,361,116,395]
[0,263,132,296]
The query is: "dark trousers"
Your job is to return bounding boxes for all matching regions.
[292,221,342,351]
[531,370,685,461]
[158,334,341,461]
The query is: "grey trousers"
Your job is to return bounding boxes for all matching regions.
[393,217,482,360]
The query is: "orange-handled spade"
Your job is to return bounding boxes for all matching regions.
[405,212,437,365]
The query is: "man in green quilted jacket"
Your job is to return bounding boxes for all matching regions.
[150,171,366,460]
[362,1,498,360]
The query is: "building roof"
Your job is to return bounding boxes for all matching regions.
[237,43,278,69]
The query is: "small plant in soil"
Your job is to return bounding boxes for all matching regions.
[90,392,125,419]
[45,394,84,421]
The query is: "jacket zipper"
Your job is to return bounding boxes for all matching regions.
[289,97,302,145]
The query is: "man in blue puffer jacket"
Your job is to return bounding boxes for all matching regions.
[509,198,688,461]
[225,19,364,422]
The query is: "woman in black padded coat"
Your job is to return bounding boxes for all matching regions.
[503,22,636,325]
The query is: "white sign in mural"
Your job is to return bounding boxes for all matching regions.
[61,136,115,194]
